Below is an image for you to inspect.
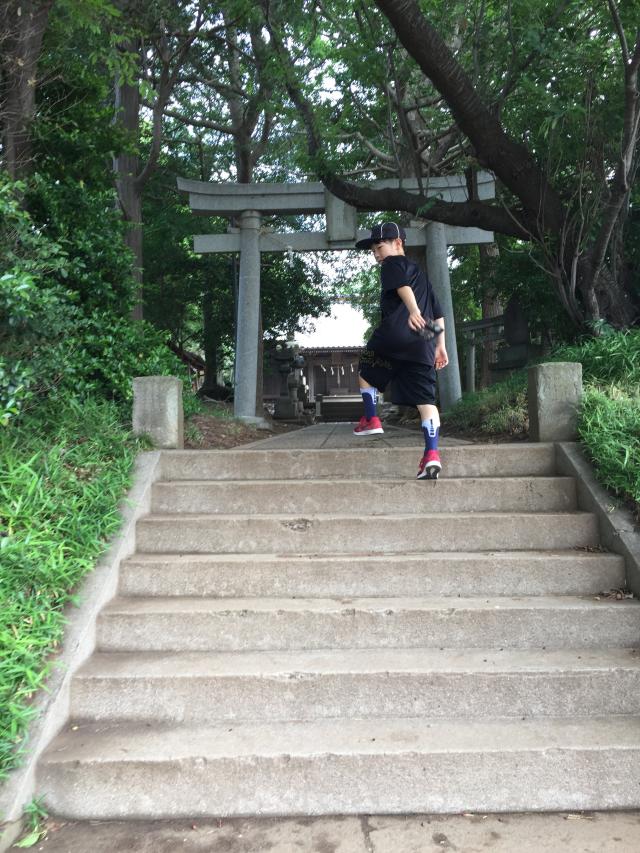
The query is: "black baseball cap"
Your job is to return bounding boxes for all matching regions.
[355,221,406,250]
[356,222,407,249]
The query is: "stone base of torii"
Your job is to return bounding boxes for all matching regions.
[177,174,495,421]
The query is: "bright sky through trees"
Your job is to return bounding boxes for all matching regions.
[295,302,368,347]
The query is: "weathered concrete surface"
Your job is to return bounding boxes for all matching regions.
[132,376,184,449]
[11,811,640,853]
[234,211,261,421]
[71,647,640,723]
[96,594,640,653]
[118,550,625,598]
[244,421,447,449]
[150,476,577,515]
[135,511,599,554]
[557,442,640,598]
[426,220,462,410]
[528,362,582,442]
[159,443,557,480]
[36,717,640,817]
[26,427,640,825]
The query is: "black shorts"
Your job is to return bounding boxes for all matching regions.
[358,349,437,406]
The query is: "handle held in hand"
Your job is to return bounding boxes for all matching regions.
[415,317,443,341]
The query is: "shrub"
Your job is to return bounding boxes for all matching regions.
[0,176,198,422]
[577,386,640,517]
[443,371,528,437]
[552,328,640,387]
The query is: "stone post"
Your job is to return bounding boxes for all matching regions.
[132,376,183,448]
[425,222,462,410]
[528,362,583,441]
[235,210,262,421]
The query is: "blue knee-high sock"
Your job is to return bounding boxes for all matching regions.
[422,418,439,451]
[361,388,377,420]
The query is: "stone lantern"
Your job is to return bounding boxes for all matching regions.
[273,341,309,420]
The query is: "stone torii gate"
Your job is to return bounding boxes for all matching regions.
[177,173,495,422]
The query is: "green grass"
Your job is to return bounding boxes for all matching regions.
[578,385,640,519]
[199,398,235,418]
[553,328,640,386]
[550,330,640,516]
[442,370,528,438]
[14,797,48,848]
[0,396,140,780]
[444,330,640,517]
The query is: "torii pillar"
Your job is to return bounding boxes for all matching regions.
[235,210,262,421]
[425,221,462,409]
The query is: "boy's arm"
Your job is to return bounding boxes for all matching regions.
[397,285,448,369]
[396,285,425,331]
[396,286,444,337]
[434,318,448,370]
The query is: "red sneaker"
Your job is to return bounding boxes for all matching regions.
[353,415,384,436]
[417,449,441,480]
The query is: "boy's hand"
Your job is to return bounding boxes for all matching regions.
[435,343,448,370]
[407,310,425,332]
[409,313,443,341]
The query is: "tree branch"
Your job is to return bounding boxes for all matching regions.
[590,5,640,282]
[176,75,246,100]
[160,106,233,135]
[497,0,572,105]
[136,7,206,189]
[373,0,567,237]
[607,0,630,65]
[260,1,531,240]
[345,131,396,164]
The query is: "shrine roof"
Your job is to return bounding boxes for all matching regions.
[299,345,365,354]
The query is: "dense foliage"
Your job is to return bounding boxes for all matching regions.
[0,397,141,779]
[0,174,195,425]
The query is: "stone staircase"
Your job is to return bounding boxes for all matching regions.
[38,444,640,818]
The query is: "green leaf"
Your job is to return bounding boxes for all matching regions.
[15,830,44,848]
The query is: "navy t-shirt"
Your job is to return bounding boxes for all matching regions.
[366,255,444,364]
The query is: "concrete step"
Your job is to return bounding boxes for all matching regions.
[119,550,625,598]
[72,647,640,723]
[151,477,577,515]
[96,595,640,652]
[38,716,640,817]
[159,444,557,481]
[135,512,599,554]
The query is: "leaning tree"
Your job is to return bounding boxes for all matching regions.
[262,0,639,332]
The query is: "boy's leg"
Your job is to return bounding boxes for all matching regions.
[388,359,441,478]
[417,402,441,479]
[353,352,390,436]
[359,377,378,420]
[353,376,384,435]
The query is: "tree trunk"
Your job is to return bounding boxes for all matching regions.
[554,249,638,331]
[113,64,143,321]
[0,0,53,179]
[199,287,219,397]
[598,272,637,328]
